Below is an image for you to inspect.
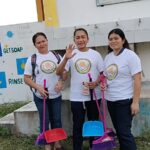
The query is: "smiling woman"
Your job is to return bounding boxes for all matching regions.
[0,0,37,26]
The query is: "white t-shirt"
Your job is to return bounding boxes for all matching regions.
[24,51,62,99]
[65,48,103,102]
[104,48,142,101]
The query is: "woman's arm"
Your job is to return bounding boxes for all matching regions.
[24,75,48,97]
[56,57,68,76]
[131,72,141,115]
[56,44,76,76]
[24,75,38,89]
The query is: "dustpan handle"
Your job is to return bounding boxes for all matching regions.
[88,73,103,120]
[88,73,93,101]
[100,74,107,132]
[93,90,103,121]
[43,79,46,132]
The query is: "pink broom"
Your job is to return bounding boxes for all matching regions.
[35,79,48,145]
[92,75,117,150]
[36,79,67,145]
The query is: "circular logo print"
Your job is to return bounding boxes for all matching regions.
[40,60,56,74]
[75,59,91,74]
[106,64,118,80]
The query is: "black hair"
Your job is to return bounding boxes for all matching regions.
[32,32,47,45]
[108,28,130,53]
[73,28,89,39]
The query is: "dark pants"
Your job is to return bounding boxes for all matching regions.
[34,94,62,133]
[71,100,100,150]
[107,99,137,150]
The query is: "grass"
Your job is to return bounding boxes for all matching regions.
[0,102,150,150]
[0,101,29,118]
[0,135,43,150]
[0,134,150,150]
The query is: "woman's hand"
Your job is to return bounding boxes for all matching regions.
[37,84,49,98]
[64,44,76,60]
[83,81,99,89]
[131,101,140,116]
[100,82,107,91]
[84,81,99,89]
[54,80,64,93]
[99,74,107,91]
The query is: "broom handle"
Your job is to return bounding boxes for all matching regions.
[93,90,103,121]
[89,73,108,132]
[43,79,46,132]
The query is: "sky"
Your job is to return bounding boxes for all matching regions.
[0,0,37,26]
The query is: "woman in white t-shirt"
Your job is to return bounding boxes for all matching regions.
[104,28,142,150]
[56,28,103,150]
[24,32,64,150]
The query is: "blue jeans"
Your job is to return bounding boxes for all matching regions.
[107,99,136,150]
[71,100,100,150]
[34,94,62,133]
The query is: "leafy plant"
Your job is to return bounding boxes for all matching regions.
[0,127,12,137]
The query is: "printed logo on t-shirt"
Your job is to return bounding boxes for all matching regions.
[75,58,91,74]
[40,60,56,74]
[106,64,118,80]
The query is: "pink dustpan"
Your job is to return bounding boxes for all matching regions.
[36,79,68,145]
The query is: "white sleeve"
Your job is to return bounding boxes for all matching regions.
[128,52,142,76]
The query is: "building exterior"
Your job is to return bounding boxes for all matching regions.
[0,0,150,136]
[42,0,150,81]
[0,0,150,102]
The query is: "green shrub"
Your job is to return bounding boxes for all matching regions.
[0,127,12,137]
